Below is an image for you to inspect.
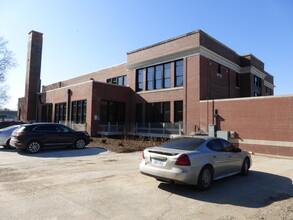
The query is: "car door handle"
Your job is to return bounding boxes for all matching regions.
[213,156,217,158]
[228,155,232,158]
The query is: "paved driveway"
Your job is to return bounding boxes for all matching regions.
[0,147,292,220]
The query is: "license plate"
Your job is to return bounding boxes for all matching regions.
[151,158,165,166]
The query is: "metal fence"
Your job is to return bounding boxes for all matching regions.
[95,121,183,136]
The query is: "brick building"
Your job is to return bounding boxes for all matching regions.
[18,30,293,156]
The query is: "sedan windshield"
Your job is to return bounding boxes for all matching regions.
[159,138,205,151]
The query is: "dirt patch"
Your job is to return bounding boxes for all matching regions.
[88,136,168,153]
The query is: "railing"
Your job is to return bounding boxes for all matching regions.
[135,122,183,135]
[97,122,126,134]
[95,121,183,136]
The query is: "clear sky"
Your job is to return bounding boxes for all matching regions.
[1,0,293,110]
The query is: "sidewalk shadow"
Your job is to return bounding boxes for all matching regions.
[17,147,108,158]
[158,170,293,208]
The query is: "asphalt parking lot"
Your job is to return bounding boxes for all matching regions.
[0,147,292,220]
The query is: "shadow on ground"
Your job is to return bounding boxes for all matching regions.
[158,170,293,208]
[16,147,107,158]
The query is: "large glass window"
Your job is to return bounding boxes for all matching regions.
[71,100,87,124]
[136,69,144,91]
[55,102,66,122]
[174,101,183,122]
[146,63,171,90]
[175,60,184,87]
[41,104,52,122]
[145,102,170,122]
[100,101,125,122]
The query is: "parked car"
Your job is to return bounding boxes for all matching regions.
[139,136,252,190]
[0,125,20,148]
[0,121,25,129]
[10,123,91,153]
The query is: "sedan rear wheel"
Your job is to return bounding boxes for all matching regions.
[75,139,86,149]
[197,166,212,190]
[27,141,41,153]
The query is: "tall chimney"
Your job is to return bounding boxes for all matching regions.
[24,31,43,121]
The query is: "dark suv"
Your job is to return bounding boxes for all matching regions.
[10,123,91,153]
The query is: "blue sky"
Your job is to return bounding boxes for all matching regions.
[1,0,293,110]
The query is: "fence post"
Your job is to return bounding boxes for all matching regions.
[163,123,165,135]
[108,122,111,132]
[148,123,151,134]
[135,123,138,134]
[179,122,182,136]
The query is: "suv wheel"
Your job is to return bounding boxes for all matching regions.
[75,139,86,149]
[27,141,41,153]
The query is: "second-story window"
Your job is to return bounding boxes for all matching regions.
[136,69,144,91]
[175,60,184,87]
[107,75,127,86]
[146,67,154,90]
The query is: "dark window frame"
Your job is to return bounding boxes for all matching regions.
[71,100,87,124]
[175,60,184,87]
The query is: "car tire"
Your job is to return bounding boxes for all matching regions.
[75,138,86,149]
[197,166,213,190]
[27,141,41,153]
[241,157,250,176]
[5,139,12,149]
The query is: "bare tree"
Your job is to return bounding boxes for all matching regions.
[0,37,16,109]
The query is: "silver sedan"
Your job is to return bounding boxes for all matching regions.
[139,136,252,190]
[0,125,20,148]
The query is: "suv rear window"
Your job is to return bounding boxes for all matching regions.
[160,138,205,151]
[33,125,57,132]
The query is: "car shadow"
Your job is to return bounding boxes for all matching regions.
[17,147,108,158]
[158,170,293,208]
[0,147,18,153]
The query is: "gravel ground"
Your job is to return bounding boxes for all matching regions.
[0,146,292,219]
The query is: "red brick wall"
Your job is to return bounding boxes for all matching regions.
[199,95,293,156]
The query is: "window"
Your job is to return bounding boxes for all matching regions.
[55,102,66,122]
[160,138,205,151]
[41,104,52,122]
[136,69,144,91]
[254,76,261,87]
[206,139,223,151]
[100,101,125,122]
[164,63,171,88]
[107,75,127,86]
[135,103,143,122]
[33,125,56,132]
[146,67,154,90]
[146,63,171,91]
[71,100,87,124]
[236,73,240,88]
[175,60,183,87]
[145,102,170,122]
[174,101,183,122]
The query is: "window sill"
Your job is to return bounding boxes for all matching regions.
[136,87,183,94]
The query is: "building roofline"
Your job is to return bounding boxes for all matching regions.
[127,30,200,55]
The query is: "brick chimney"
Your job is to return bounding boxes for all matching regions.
[23,31,43,121]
